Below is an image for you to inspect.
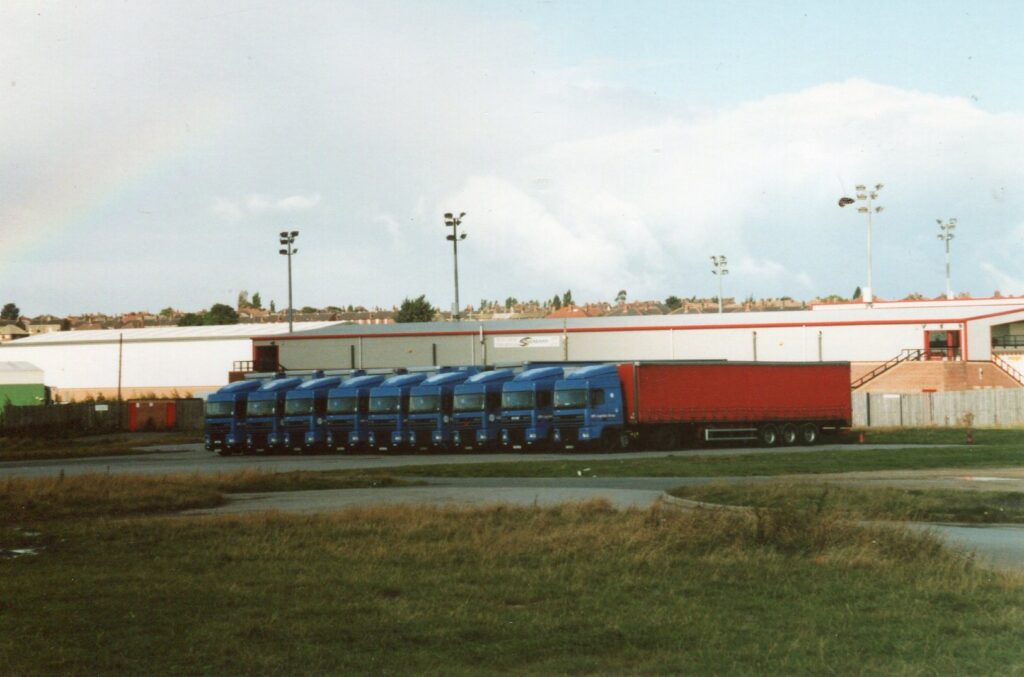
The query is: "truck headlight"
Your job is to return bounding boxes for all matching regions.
[443,415,450,423]
[488,414,495,422]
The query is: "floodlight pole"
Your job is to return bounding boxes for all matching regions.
[279,231,299,333]
[839,183,884,307]
[937,218,957,300]
[444,212,467,321]
[710,255,729,313]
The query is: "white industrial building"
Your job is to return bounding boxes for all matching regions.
[251,298,1024,393]
[2,299,1023,400]
[0,322,334,401]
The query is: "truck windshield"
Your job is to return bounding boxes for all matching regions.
[284,398,313,415]
[502,391,534,409]
[554,389,587,409]
[327,396,358,414]
[409,395,440,413]
[205,401,234,417]
[453,393,484,411]
[246,399,276,416]
[369,396,399,413]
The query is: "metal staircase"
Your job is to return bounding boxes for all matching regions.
[850,348,924,390]
[992,354,1024,387]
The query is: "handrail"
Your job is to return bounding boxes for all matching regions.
[992,354,1024,386]
[850,348,924,389]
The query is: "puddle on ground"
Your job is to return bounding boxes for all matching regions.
[0,547,41,559]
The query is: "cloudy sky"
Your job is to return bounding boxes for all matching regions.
[3,1,1024,316]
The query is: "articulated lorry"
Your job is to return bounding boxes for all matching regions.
[366,372,432,451]
[552,361,851,451]
[245,375,306,452]
[280,373,345,452]
[407,368,480,450]
[204,379,264,454]
[452,369,517,450]
[325,373,389,452]
[499,366,566,449]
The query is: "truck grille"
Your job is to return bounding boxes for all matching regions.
[247,421,273,433]
[206,422,231,434]
[367,420,395,433]
[409,419,436,430]
[327,421,353,434]
[282,420,307,432]
[500,416,529,429]
[554,413,584,425]
[455,417,480,428]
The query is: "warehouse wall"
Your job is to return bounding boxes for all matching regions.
[0,339,254,397]
[853,388,1024,427]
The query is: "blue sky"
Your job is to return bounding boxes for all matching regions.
[2,1,1024,316]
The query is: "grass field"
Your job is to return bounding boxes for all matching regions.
[0,470,417,523]
[0,431,199,461]
[671,482,1024,524]
[354,442,1024,479]
[4,501,1024,675]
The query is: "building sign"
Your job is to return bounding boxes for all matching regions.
[494,335,561,349]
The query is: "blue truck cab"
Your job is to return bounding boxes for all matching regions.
[406,368,480,449]
[324,373,389,451]
[451,369,516,450]
[366,372,431,450]
[204,379,264,454]
[551,363,627,449]
[499,366,565,449]
[244,375,306,452]
[280,374,345,452]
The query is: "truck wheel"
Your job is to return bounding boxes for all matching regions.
[758,424,779,447]
[781,423,798,446]
[600,429,631,453]
[799,423,820,445]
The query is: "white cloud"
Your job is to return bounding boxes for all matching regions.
[276,194,321,211]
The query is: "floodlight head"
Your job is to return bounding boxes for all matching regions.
[937,219,943,225]
[459,212,466,218]
[875,206,884,213]
[290,230,299,237]
[857,206,868,213]
[950,218,957,226]
[838,197,855,207]
[869,191,878,199]
[279,249,288,254]
[292,248,298,254]
[280,239,288,245]
[444,212,453,219]
[280,231,288,238]
[446,234,455,241]
[855,184,866,191]
[875,183,884,191]
[856,193,867,200]
[460,233,467,240]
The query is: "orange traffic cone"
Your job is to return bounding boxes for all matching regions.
[966,429,974,445]
[858,431,865,444]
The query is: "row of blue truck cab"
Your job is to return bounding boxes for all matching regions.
[204,362,616,455]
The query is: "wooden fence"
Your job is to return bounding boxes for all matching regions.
[0,399,205,434]
[853,388,1024,427]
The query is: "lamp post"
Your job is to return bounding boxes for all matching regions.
[710,255,729,313]
[444,212,467,321]
[278,230,299,333]
[937,218,957,300]
[838,183,884,306]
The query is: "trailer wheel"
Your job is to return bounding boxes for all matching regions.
[799,423,820,445]
[651,426,681,451]
[781,423,798,446]
[758,424,779,447]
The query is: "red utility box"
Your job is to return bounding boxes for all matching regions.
[127,400,178,432]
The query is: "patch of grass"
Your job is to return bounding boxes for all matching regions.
[856,426,1024,446]
[2,504,1023,674]
[0,470,418,523]
[0,431,200,461]
[364,443,1024,479]
[671,482,1024,524]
